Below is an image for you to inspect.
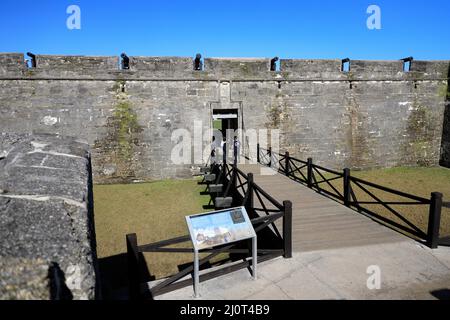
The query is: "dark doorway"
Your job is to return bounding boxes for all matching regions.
[212,109,238,138]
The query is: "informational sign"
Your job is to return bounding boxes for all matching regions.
[186,207,255,250]
[186,206,257,298]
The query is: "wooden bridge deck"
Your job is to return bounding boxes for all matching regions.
[238,164,406,252]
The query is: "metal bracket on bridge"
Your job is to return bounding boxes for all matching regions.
[208,184,223,193]
[204,174,216,182]
[214,197,233,208]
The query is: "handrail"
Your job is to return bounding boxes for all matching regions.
[349,175,430,203]
[312,164,343,176]
[287,155,308,165]
[256,143,447,248]
[251,180,284,210]
[258,144,431,203]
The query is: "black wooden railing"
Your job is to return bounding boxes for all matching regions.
[256,143,449,249]
[126,163,292,300]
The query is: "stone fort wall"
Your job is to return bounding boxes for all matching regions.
[0,53,448,183]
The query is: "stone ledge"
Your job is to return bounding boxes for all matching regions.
[0,133,98,300]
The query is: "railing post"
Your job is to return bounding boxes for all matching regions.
[233,167,237,191]
[268,147,272,167]
[343,168,351,206]
[283,200,292,258]
[257,143,260,164]
[307,158,313,188]
[427,192,443,249]
[284,151,290,176]
[126,233,140,300]
[247,173,254,209]
[223,140,227,165]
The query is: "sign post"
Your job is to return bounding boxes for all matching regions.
[186,206,257,298]
[193,249,200,298]
[252,236,257,280]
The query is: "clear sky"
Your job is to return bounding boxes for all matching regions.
[1,0,449,60]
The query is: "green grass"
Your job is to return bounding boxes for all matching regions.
[94,179,211,295]
[316,166,450,238]
[350,167,450,200]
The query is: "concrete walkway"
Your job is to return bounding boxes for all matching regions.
[156,242,450,300]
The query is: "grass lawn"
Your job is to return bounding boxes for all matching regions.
[318,166,450,238]
[94,178,211,295]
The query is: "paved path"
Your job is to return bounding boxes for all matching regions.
[237,164,406,252]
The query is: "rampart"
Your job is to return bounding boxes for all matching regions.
[0,53,448,182]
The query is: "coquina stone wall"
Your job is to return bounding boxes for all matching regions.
[0,53,448,182]
[0,133,98,299]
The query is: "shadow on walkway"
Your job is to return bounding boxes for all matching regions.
[98,252,154,299]
[430,289,450,300]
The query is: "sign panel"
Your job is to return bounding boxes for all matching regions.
[186,207,255,250]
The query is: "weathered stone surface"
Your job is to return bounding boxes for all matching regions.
[204,58,271,78]
[281,59,345,80]
[0,258,50,300]
[0,133,98,300]
[0,53,24,77]
[35,55,119,79]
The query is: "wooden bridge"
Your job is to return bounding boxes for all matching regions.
[238,163,405,252]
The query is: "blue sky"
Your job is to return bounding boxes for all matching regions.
[1,0,449,60]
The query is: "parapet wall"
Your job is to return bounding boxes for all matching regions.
[0,53,448,182]
[0,133,98,299]
[204,58,271,78]
[130,56,192,72]
[35,55,119,78]
[281,59,344,79]
[349,60,404,79]
[1,53,448,80]
[0,53,24,77]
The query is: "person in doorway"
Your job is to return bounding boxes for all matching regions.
[233,136,240,164]
[210,136,217,165]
